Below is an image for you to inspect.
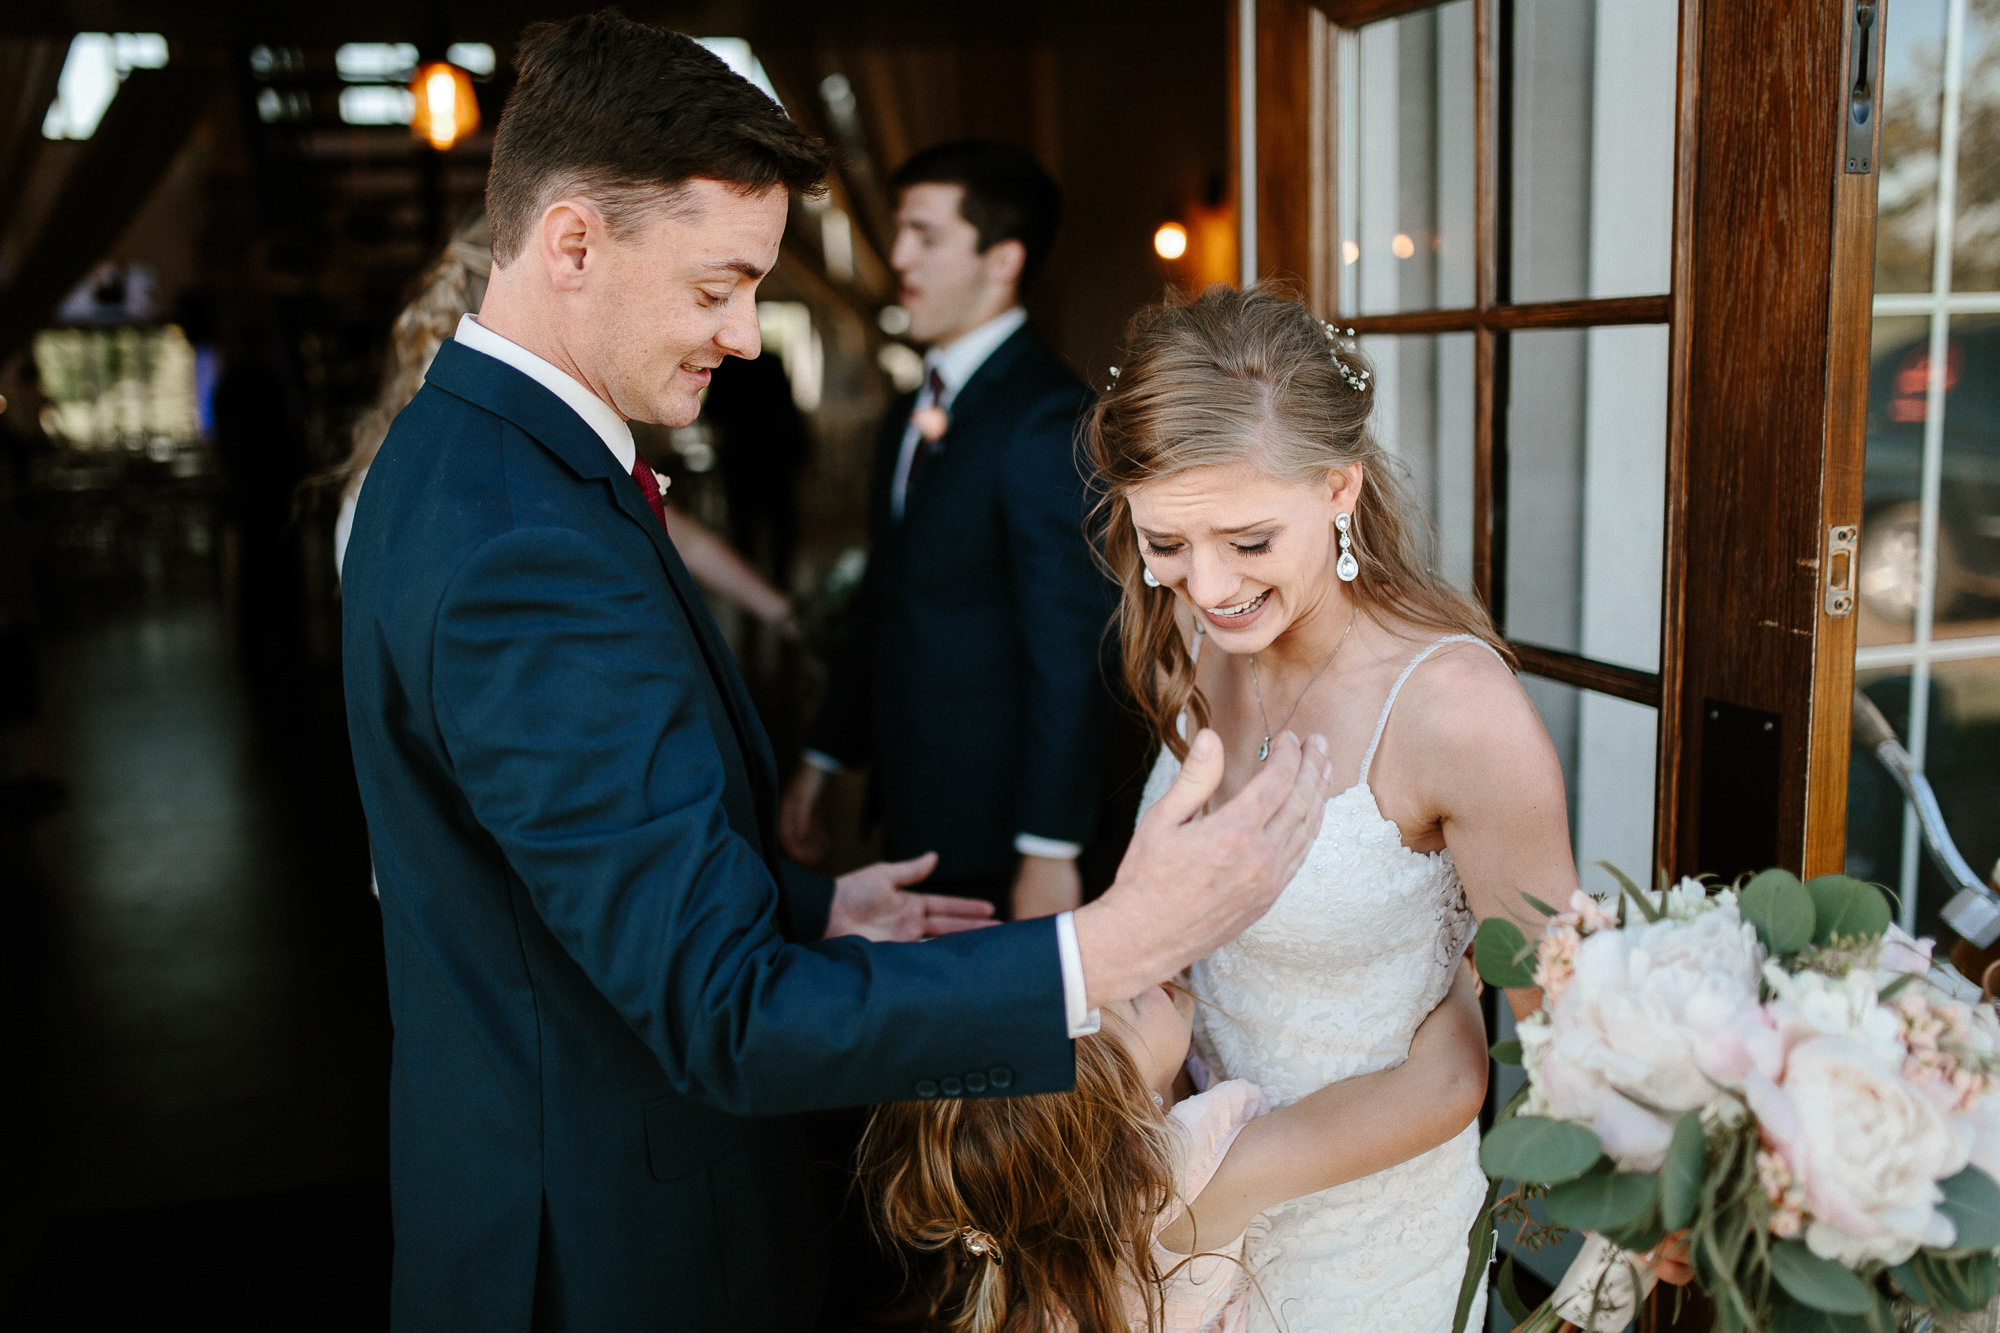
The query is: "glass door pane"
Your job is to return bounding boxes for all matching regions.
[1509,0,1676,302]
[1338,0,1476,315]
[1360,330,1477,594]
[1502,324,1668,672]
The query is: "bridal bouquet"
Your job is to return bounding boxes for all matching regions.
[1469,868,2000,1333]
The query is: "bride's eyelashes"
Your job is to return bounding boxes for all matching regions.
[1140,538,1276,557]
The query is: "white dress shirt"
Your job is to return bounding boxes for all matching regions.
[450,313,1097,1038]
[889,305,1027,519]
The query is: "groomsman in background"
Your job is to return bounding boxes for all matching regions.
[780,140,1113,921]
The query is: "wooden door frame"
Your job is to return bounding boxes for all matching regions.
[1237,0,1884,881]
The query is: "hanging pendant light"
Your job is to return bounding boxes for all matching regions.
[410,60,478,151]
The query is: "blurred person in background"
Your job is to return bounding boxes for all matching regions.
[333,210,792,632]
[779,140,1115,921]
[0,356,61,819]
[213,304,308,669]
[703,348,809,598]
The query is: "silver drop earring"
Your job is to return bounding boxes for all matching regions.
[1335,513,1359,583]
[1142,565,1162,588]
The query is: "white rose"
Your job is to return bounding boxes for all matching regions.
[1746,1034,1967,1267]
[1528,904,1766,1169]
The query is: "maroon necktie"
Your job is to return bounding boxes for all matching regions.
[902,368,948,510]
[631,455,669,534]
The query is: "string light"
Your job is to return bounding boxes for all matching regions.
[1153,221,1189,261]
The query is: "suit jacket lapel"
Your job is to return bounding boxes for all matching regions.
[425,342,783,865]
[897,328,1037,527]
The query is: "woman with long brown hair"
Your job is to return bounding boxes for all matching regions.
[1089,285,1579,1330]
[861,964,1487,1333]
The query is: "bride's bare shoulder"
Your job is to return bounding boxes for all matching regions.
[1391,632,1541,752]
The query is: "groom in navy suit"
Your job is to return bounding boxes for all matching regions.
[341,15,1335,1331]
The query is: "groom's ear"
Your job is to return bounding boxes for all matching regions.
[538,199,605,291]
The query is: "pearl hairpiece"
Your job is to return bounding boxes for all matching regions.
[1320,320,1370,393]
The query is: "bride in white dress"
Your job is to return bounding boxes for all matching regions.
[1089,287,1580,1332]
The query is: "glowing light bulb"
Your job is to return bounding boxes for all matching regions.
[1391,233,1416,259]
[1342,240,1360,265]
[1153,221,1189,261]
[409,60,479,150]
[426,67,457,148]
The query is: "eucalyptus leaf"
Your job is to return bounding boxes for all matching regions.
[1596,860,1661,924]
[1768,1239,1875,1314]
[1739,869,1817,956]
[1473,917,1537,990]
[1804,874,1892,945]
[1478,1117,1603,1185]
[1660,1111,1706,1231]
[1489,1039,1523,1066]
[1939,1167,2000,1252]
[1521,892,1559,917]
[1898,1249,2000,1314]
[1544,1162,1658,1234]
[1452,1173,1502,1333]
[1770,1298,1873,1333]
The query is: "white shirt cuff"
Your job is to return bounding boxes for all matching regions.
[801,749,846,775]
[1054,910,1101,1037]
[1015,833,1082,859]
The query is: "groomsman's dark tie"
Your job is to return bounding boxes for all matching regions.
[631,455,669,533]
[903,368,948,509]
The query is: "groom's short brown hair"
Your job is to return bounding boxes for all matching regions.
[485,11,829,265]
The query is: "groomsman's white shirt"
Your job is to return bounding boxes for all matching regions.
[453,314,1099,1038]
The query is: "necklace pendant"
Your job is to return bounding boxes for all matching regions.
[1257,737,1271,762]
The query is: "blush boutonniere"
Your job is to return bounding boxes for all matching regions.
[912,404,949,442]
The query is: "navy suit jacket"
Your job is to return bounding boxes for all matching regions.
[341,339,1074,1333]
[807,326,1114,876]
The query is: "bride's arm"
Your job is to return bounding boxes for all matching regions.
[1158,959,1489,1253]
[1378,641,1579,1020]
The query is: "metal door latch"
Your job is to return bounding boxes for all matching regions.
[1846,2,1878,173]
[1825,524,1858,616]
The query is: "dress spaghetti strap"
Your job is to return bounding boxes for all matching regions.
[1357,634,1507,786]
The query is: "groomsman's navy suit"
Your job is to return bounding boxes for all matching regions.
[807,323,1113,888]
[341,337,1074,1332]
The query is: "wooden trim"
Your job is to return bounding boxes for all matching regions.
[1803,0,1886,876]
[1654,0,1704,876]
[1253,0,1322,288]
[1309,0,1441,27]
[1511,644,1664,708]
[1344,294,1671,334]
[1472,0,1498,609]
[1307,6,1336,315]
[1669,0,1866,881]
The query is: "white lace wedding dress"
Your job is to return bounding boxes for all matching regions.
[1140,635,1493,1333]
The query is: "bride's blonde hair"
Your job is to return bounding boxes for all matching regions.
[1087,284,1509,761]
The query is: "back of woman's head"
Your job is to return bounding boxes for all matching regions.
[859,1028,1177,1333]
[1088,284,1505,757]
[336,211,494,498]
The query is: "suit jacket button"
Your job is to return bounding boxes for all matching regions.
[940,1076,964,1097]
[989,1066,1013,1090]
[964,1072,988,1094]
[916,1079,939,1098]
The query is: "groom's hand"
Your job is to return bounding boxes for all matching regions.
[825,852,998,942]
[1074,728,1333,1010]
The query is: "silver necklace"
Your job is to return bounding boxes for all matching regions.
[1248,606,1359,761]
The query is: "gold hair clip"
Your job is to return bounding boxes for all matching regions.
[957,1226,1004,1263]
